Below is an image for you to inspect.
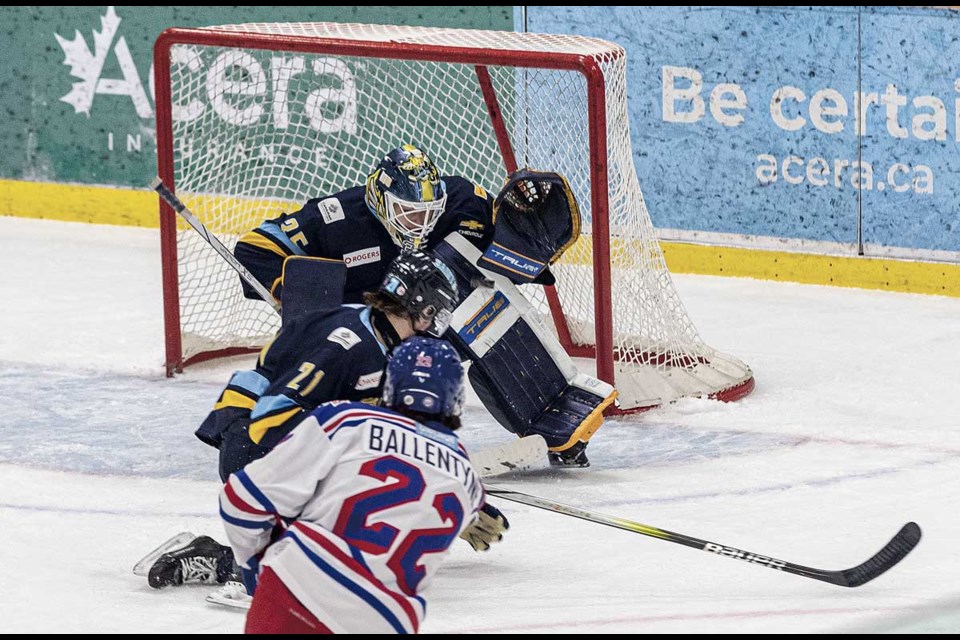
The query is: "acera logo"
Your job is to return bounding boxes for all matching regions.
[55,6,153,118]
[55,6,359,136]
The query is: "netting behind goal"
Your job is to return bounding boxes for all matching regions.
[155,22,754,412]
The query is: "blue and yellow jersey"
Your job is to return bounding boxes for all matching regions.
[234,176,494,304]
[196,304,392,452]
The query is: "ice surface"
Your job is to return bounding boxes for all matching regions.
[2,217,957,633]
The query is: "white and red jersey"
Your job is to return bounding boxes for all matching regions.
[219,401,484,634]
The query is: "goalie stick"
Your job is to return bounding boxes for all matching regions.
[151,177,281,313]
[483,484,921,588]
[469,435,547,477]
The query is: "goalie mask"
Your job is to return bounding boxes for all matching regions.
[378,250,459,338]
[382,337,465,418]
[365,144,448,250]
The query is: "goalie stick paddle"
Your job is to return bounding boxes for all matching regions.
[472,435,548,478]
[151,177,281,313]
[483,485,921,588]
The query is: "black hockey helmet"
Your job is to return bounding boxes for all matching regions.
[378,250,459,337]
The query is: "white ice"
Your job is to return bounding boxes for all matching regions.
[1,216,958,633]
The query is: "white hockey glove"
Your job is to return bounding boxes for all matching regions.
[459,502,509,552]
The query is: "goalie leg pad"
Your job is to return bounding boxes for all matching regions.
[437,233,617,451]
[467,345,616,450]
[537,385,617,451]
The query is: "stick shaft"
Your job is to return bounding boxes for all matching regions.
[484,484,919,587]
[151,177,280,314]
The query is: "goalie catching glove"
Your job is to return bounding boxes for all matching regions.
[460,502,510,552]
[479,168,580,284]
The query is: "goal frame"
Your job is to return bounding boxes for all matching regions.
[156,27,614,377]
[154,25,754,413]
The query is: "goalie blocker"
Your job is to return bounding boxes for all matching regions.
[435,169,617,466]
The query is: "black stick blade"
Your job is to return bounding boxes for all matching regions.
[839,522,921,587]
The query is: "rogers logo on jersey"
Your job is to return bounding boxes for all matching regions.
[354,370,383,390]
[343,246,381,268]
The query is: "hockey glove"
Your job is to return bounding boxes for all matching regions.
[480,169,581,284]
[459,502,509,552]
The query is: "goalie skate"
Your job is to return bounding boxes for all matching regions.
[132,532,196,577]
[547,441,591,468]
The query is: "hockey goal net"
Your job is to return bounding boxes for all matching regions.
[155,22,753,412]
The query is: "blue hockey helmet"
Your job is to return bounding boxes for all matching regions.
[382,336,465,417]
[365,144,448,250]
[379,250,458,337]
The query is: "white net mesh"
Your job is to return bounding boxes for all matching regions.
[160,22,752,410]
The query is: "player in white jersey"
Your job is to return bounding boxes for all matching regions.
[219,337,502,634]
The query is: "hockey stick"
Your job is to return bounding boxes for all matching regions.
[151,177,281,313]
[483,484,921,588]
[472,435,548,478]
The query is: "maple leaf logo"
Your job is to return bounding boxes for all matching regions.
[55,6,121,116]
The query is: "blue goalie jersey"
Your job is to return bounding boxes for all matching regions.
[234,176,493,304]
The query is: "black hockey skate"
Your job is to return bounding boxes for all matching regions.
[547,441,590,468]
[148,535,237,588]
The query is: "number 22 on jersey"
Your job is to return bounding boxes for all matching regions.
[333,455,464,595]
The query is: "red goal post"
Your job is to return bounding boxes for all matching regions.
[154,22,754,413]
